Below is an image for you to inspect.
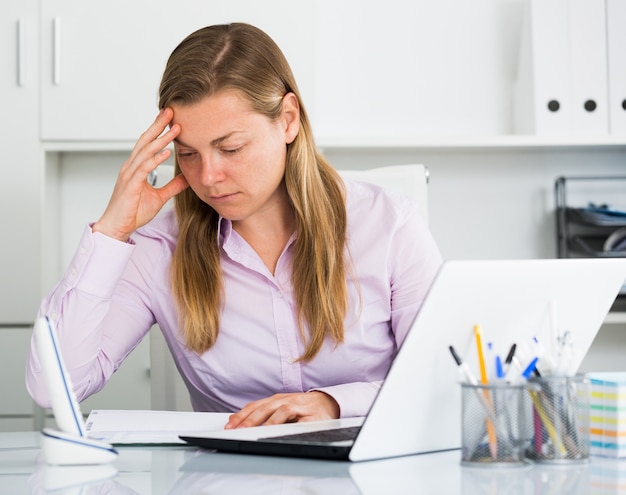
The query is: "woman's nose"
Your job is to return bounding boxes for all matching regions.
[199,153,226,185]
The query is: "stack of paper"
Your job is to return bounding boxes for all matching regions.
[85,410,230,445]
[589,373,626,458]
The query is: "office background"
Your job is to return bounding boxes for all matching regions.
[1,0,624,430]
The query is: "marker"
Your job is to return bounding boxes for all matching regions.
[448,346,478,385]
[504,343,519,382]
[504,343,517,368]
[448,346,498,426]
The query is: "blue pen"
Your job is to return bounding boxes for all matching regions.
[486,342,497,381]
[495,355,505,380]
[522,357,539,380]
[532,336,556,375]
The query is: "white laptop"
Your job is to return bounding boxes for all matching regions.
[180,258,626,461]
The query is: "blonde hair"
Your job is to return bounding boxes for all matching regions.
[159,23,348,361]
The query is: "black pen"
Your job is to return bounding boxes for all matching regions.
[504,343,517,366]
[448,346,478,385]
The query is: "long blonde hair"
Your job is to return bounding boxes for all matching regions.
[159,23,348,361]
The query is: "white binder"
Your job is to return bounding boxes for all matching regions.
[606,0,626,134]
[568,0,608,135]
[513,0,609,135]
[514,0,572,135]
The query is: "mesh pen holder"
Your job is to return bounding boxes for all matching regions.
[461,382,532,467]
[525,374,590,464]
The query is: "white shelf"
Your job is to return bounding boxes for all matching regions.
[604,312,626,325]
[317,134,626,150]
[41,135,626,153]
[43,141,137,152]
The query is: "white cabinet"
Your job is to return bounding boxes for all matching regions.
[0,1,41,323]
[0,328,37,431]
[39,0,315,141]
[313,0,514,142]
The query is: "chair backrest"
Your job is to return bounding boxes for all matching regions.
[338,164,429,224]
[152,163,429,223]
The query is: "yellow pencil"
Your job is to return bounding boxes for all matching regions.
[528,390,567,456]
[474,324,498,459]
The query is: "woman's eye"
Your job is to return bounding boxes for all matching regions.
[221,147,242,155]
[177,151,197,159]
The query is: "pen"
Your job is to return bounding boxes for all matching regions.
[485,341,505,381]
[532,336,556,376]
[448,346,478,385]
[504,343,521,383]
[528,389,567,456]
[495,354,505,380]
[504,343,517,369]
[522,357,539,380]
[554,330,573,376]
[448,346,498,423]
[473,325,497,459]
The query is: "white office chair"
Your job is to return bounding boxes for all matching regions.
[338,164,429,224]
[150,163,429,222]
[148,163,429,410]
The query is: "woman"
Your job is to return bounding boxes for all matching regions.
[26,23,442,428]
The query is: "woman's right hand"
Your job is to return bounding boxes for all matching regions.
[92,108,189,242]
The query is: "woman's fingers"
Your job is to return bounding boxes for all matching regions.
[127,108,175,164]
[225,392,340,429]
[156,170,189,203]
[92,110,185,241]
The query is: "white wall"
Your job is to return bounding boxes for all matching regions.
[323,147,626,261]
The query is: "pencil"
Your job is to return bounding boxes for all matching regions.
[474,325,488,383]
[474,324,498,459]
[528,390,567,457]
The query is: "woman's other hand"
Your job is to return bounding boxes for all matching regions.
[224,391,340,429]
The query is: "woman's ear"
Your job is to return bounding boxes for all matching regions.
[281,92,300,144]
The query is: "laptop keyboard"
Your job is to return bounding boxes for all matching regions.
[262,426,361,443]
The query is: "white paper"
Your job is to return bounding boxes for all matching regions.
[85,409,230,445]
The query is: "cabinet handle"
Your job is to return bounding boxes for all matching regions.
[16,19,26,87]
[53,16,61,85]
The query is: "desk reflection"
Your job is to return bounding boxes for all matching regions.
[171,452,359,495]
[25,448,459,495]
[19,447,626,495]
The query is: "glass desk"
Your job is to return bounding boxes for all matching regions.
[1,431,624,494]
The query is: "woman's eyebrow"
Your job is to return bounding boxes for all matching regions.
[210,131,242,146]
[173,131,242,149]
[173,137,194,149]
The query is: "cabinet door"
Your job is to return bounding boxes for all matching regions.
[40,0,315,141]
[79,333,152,412]
[0,328,36,427]
[0,1,41,323]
